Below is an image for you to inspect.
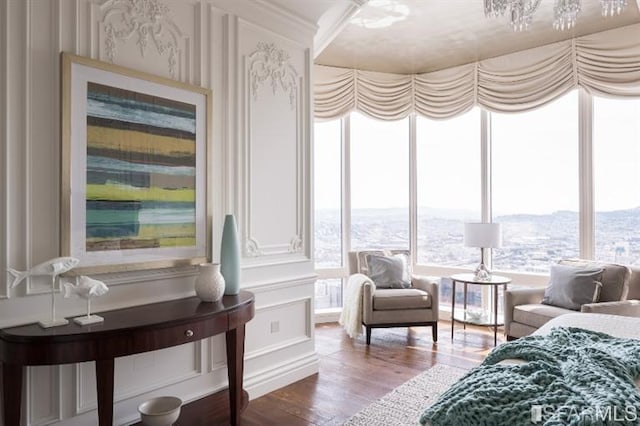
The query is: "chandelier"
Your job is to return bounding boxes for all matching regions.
[484,0,629,31]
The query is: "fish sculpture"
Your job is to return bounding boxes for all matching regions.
[7,257,79,288]
[64,275,109,300]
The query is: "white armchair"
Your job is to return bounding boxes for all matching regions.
[348,250,439,345]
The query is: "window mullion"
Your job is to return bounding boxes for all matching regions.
[481,109,492,311]
[342,115,352,267]
[481,109,492,258]
[409,114,418,267]
[579,88,594,259]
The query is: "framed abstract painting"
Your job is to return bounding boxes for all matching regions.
[61,53,211,274]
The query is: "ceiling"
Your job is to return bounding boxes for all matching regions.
[314,0,640,74]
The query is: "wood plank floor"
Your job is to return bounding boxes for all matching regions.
[177,321,499,425]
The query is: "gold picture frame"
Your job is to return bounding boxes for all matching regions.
[61,53,212,274]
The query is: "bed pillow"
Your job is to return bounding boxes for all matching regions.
[366,254,411,289]
[541,264,604,311]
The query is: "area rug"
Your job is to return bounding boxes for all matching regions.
[343,364,469,426]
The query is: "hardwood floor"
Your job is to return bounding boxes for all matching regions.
[176,321,499,425]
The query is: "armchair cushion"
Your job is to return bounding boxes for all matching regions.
[367,253,411,289]
[373,288,431,310]
[541,264,603,310]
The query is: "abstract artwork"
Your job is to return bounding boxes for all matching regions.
[62,53,211,274]
[85,82,196,251]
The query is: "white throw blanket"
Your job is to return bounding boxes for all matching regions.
[339,273,375,338]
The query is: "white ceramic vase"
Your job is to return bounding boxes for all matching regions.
[195,263,225,302]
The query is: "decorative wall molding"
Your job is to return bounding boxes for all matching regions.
[244,352,319,400]
[98,265,199,286]
[245,335,310,361]
[248,41,298,110]
[314,0,366,56]
[253,295,312,335]
[207,334,227,373]
[26,0,63,297]
[0,0,8,299]
[246,238,262,257]
[242,37,306,262]
[75,342,203,415]
[288,235,303,253]
[241,273,316,292]
[27,366,62,425]
[23,0,33,296]
[100,0,181,77]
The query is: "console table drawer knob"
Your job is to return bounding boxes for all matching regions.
[185,330,194,338]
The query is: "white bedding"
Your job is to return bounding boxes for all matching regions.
[534,312,640,340]
[503,313,640,389]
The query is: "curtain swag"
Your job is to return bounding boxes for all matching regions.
[314,24,640,121]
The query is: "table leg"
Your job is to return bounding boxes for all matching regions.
[2,362,23,426]
[450,280,456,339]
[493,284,498,346]
[503,283,507,340]
[226,325,246,426]
[95,359,114,426]
[463,283,468,330]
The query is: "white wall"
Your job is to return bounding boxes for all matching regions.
[0,0,318,424]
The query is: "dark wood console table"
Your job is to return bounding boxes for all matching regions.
[0,291,255,426]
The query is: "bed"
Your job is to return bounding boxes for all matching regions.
[524,312,640,389]
[421,313,640,425]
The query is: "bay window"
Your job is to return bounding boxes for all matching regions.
[313,88,640,314]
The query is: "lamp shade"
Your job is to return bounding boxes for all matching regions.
[464,223,502,248]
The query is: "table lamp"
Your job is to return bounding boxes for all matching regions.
[464,223,502,281]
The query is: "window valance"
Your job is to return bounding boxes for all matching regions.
[314,23,640,121]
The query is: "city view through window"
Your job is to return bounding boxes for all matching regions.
[314,95,640,310]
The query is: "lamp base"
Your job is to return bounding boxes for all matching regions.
[474,262,492,281]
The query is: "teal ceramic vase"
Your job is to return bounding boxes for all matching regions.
[220,214,241,295]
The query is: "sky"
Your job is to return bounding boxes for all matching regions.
[314,90,640,216]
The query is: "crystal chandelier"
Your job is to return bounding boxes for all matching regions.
[484,0,629,31]
[554,0,581,30]
[601,0,628,16]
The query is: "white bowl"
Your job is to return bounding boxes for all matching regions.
[138,396,182,426]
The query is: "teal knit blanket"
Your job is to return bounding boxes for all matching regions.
[420,327,640,425]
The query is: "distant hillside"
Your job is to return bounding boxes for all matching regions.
[316,207,639,222]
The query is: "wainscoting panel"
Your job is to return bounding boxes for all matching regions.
[75,342,202,415]
[245,296,312,357]
[237,19,310,265]
[27,366,61,425]
[208,333,228,373]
